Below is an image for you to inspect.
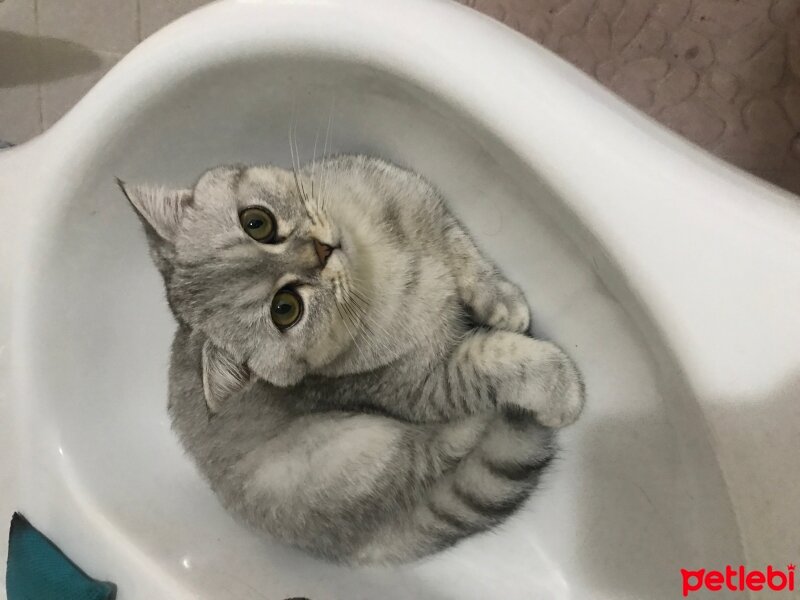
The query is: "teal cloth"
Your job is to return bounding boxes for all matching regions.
[6,513,116,600]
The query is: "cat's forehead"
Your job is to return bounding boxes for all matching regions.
[238,167,299,212]
[193,165,303,217]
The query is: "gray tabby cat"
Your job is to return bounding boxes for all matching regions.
[120,155,584,564]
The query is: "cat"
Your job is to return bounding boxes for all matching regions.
[119,154,584,564]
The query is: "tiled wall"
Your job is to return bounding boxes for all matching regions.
[465,0,800,195]
[0,0,210,143]
[1,0,799,196]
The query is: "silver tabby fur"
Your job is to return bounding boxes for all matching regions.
[120,155,584,564]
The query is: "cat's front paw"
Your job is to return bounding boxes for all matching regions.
[496,337,585,429]
[530,352,585,429]
[468,278,531,334]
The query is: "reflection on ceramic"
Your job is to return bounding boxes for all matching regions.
[1,1,798,598]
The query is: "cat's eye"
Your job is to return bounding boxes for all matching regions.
[239,207,277,243]
[271,288,303,330]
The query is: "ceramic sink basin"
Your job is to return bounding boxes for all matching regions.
[1,1,799,598]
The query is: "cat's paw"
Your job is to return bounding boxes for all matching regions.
[468,278,531,334]
[530,352,585,429]
[496,337,585,429]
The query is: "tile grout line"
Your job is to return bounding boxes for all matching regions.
[135,0,142,43]
[33,0,44,134]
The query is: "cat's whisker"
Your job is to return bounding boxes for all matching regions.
[346,275,385,308]
[348,302,393,352]
[348,287,375,309]
[341,301,363,335]
[310,126,323,214]
[336,276,389,358]
[341,300,385,361]
[311,127,320,187]
[297,132,313,209]
[287,110,298,173]
[334,302,359,355]
[289,124,316,223]
[287,114,310,214]
[346,310,389,360]
[348,284,393,320]
[334,279,367,345]
[341,286,395,355]
[341,292,370,332]
[335,292,370,364]
[290,119,300,189]
[345,284,411,354]
[342,275,380,311]
[343,285,375,321]
[318,98,336,213]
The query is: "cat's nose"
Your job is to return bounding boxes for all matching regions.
[313,238,335,268]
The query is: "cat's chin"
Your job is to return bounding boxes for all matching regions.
[310,351,386,379]
[264,372,305,388]
[248,357,306,388]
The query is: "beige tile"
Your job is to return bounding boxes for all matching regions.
[0,84,42,142]
[40,50,120,129]
[37,0,138,54]
[0,0,38,86]
[0,0,36,34]
[1,30,39,87]
[0,0,40,142]
[139,0,213,39]
[0,30,42,140]
[37,35,105,85]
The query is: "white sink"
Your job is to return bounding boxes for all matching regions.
[1,1,798,598]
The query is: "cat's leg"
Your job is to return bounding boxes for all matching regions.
[443,220,531,333]
[238,407,557,565]
[458,329,584,428]
[354,410,557,564]
[418,329,584,428]
[172,325,562,565]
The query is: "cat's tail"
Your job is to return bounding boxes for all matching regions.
[355,409,557,563]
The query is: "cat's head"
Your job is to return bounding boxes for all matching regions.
[120,162,411,410]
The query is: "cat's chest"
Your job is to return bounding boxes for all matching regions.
[291,353,438,415]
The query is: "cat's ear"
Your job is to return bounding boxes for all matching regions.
[117,178,192,242]
[201,339,253,413]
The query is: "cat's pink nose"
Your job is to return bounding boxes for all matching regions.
[313,238,335,268]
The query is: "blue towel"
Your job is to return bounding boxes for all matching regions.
[6,513,116,600]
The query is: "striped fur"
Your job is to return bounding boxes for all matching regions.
[122,155,584,563]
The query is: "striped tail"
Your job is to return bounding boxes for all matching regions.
[357,409,557,563]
